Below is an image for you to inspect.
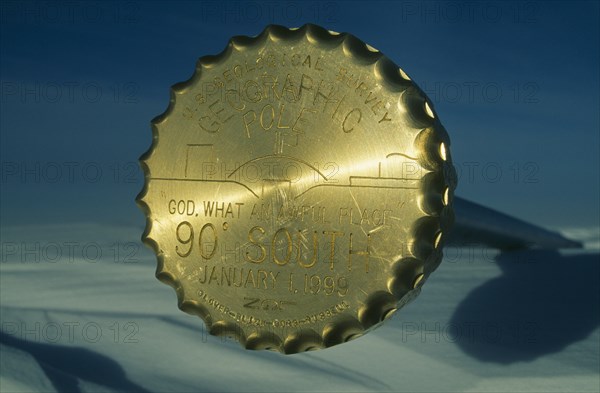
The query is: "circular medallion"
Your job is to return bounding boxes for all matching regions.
[137,24,456,353]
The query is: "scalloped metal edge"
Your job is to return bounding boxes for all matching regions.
[135,23,456,354]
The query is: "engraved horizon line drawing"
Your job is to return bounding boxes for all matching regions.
[151,143,422,200]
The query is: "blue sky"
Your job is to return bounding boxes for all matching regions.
[1,0,599,231]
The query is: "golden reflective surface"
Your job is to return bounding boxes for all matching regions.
[137,24,456,353]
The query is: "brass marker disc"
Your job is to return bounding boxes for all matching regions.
[137,24,456,354]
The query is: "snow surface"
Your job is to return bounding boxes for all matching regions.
[1,223,598,392]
